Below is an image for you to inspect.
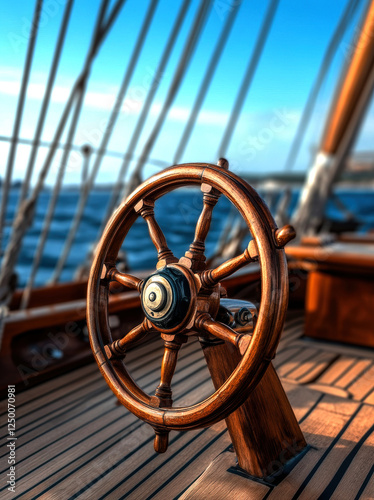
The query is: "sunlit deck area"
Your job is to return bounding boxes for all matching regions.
[1,313,373,499]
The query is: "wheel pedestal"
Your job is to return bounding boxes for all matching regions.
[201,340,306,478]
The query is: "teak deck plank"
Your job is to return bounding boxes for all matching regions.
[317,355,356,385]
[1,343,213,499]
[322,414,374,500]
[0,363,99,417]
[273,345,304,369]
[1,314,374,499]
[0,339,166,451]
[34,375,215,499]
[85,424,229,500]
[277,347,319,378]
[359,471,374,500]
[15,406,137,496]
[296,403,374,499]
[364,390,374,405]
[347,364,374,401]
[286,350,337,382]
[179,451,270,500]
[0,337,160,421]
[335,359,373,389]
[150,431,231,500]
[181,390,372,499]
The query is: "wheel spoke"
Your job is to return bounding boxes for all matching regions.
[154,430,169,453]
[150,337,184,408]
[180,158,229,272]
[104,319,151,360]
[107,267,142,291]
[135,198,178,269]
[196,314,251,355]
[199,242,256,288]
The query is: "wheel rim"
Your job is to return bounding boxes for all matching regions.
[87,163,289,431]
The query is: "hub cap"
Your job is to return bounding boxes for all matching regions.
[141,267,191,330]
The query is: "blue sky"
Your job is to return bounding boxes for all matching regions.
[0,0,372,185]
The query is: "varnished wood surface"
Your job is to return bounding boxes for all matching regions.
[321,0,374,154]
[287,240,374,350]
[286,241,374,274]
[179,159,228,272]
[87,163,291,432]
[1,313,374,499]
[305,270,374,349]
[202,341,306,477]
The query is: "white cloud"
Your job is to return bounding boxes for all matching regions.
[0,78,230,125]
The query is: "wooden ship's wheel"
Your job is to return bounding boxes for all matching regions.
[87,159,306,477]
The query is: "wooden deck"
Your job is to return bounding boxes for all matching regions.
[1,314,373,499]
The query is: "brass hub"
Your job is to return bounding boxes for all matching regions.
[140,266,193,330]
[142,275,173,319]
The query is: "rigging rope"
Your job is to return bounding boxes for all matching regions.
[18,0,74,207]
[49,0,159,284]
[99,0,191,233]
[0,0,124,303]
[21,83,88,308]
[70,0,210,280]
[172,0,241,165]
[0,0,43,251]
[283,0,362,171]
[1,0,362,309]
[218,0,279,158]
[0,135,168,166]
[121,0,212,203]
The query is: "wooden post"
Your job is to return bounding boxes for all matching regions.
[201,340,306,478]
[292,1,374,236]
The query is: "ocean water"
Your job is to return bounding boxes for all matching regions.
[3,186,374,288]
